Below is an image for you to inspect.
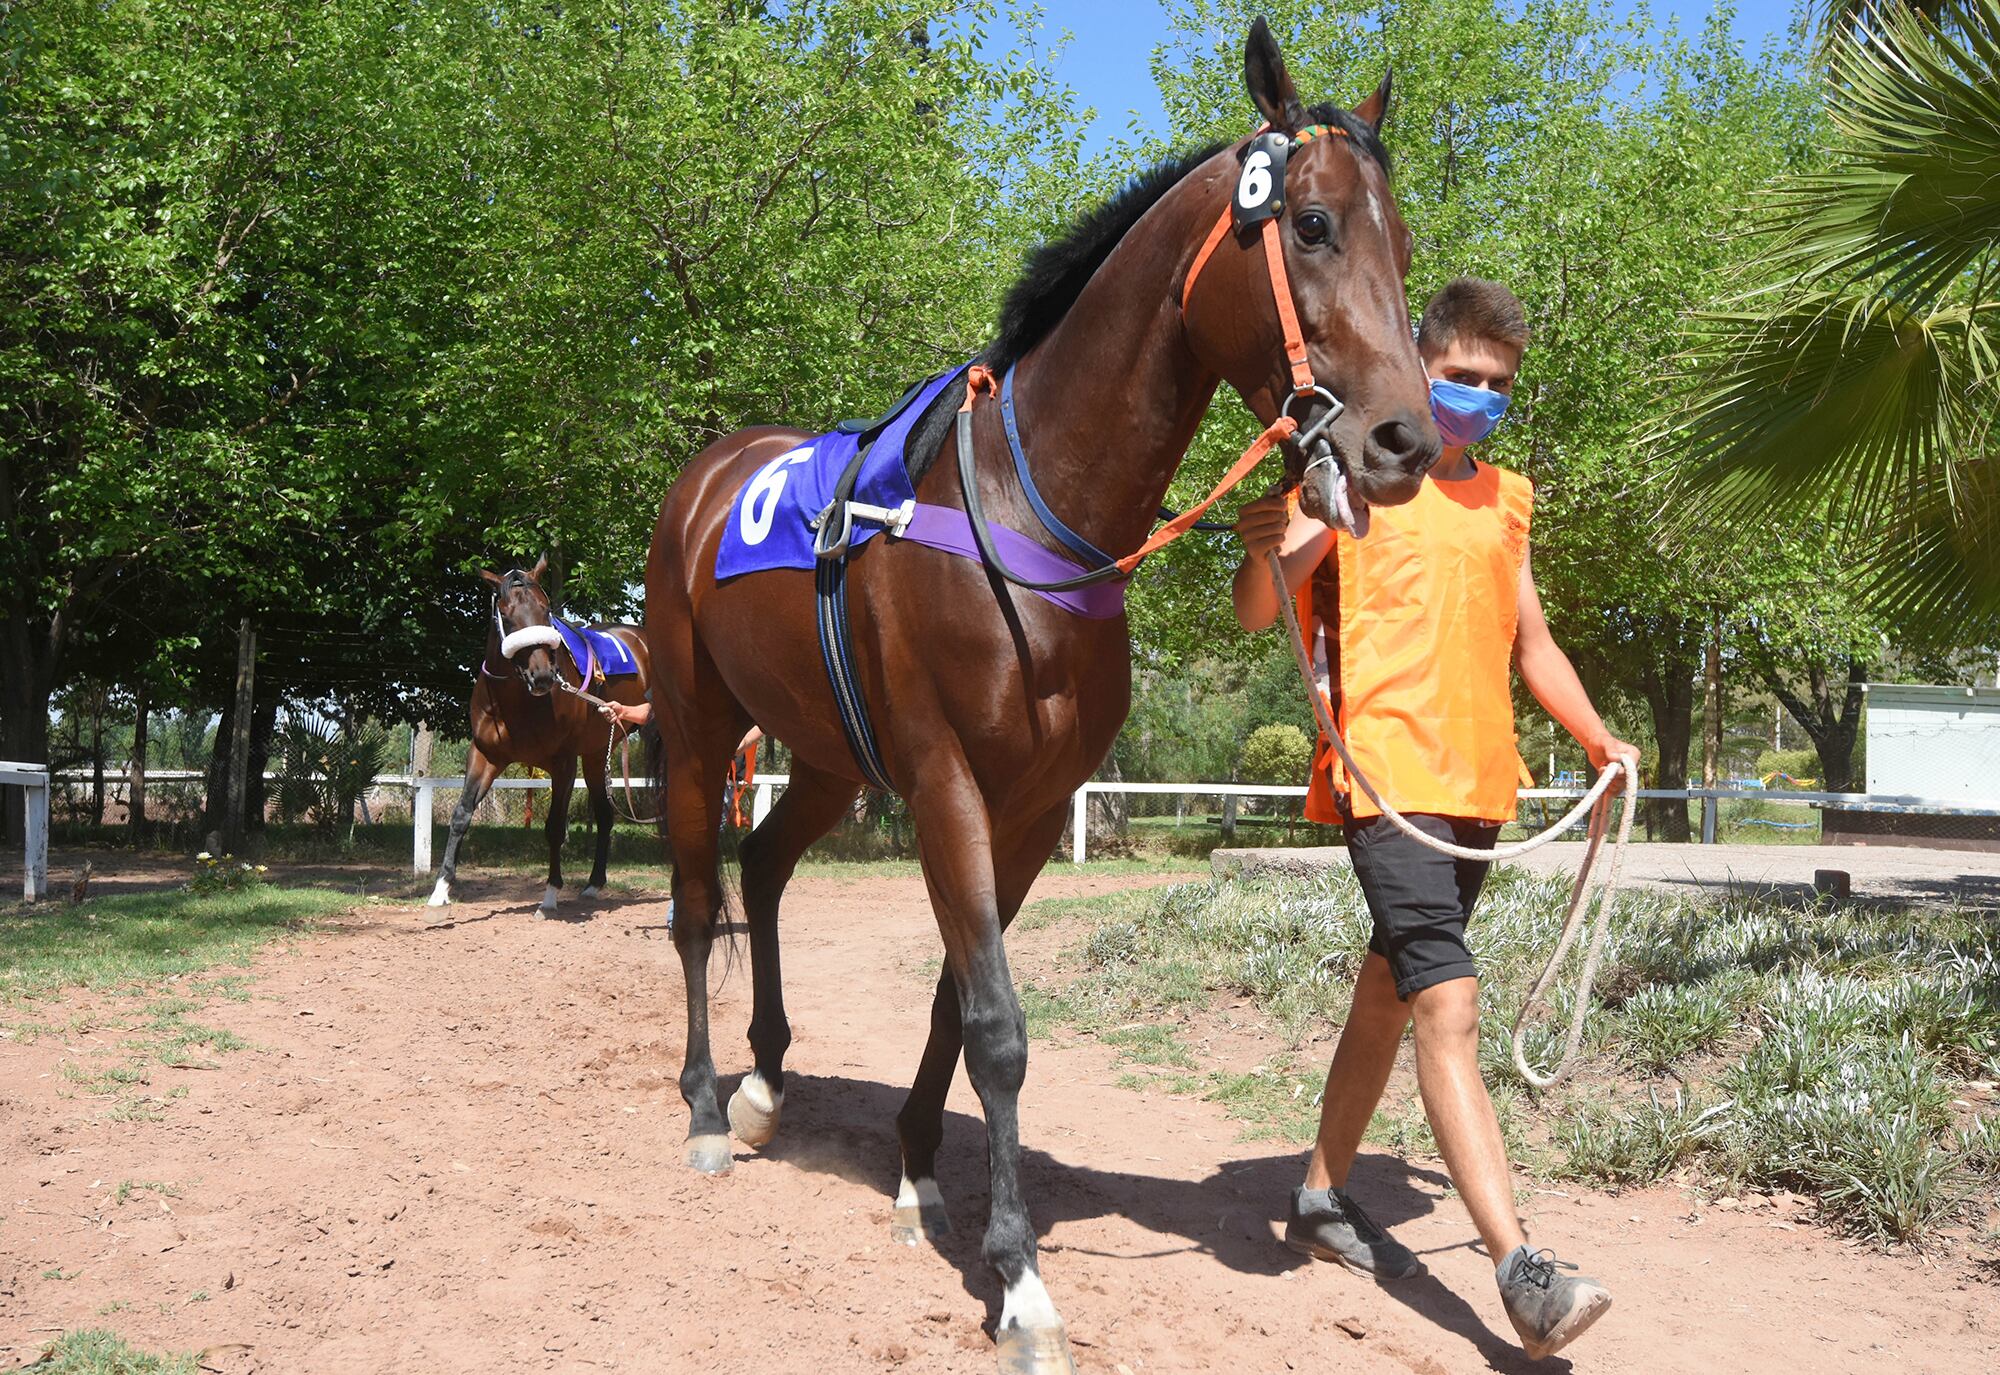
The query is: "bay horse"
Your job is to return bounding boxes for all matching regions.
[643,23,1438,1375]
[425,556,653,915]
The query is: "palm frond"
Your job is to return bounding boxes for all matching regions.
[1770,0,2000,306]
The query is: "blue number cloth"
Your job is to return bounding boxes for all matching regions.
[552,618,640,681]
[715,370,960,581]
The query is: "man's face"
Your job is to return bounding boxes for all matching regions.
[1422,336,1521,396]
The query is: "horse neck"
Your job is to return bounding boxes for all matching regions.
[1005,164,1230,560]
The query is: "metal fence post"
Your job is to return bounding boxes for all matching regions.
[1071,785,1090,864]
[23,771,48,902]
[1701,794,1718,844]
[413,780,434,876]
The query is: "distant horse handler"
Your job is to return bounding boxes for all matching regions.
[1232,277,1641,1360]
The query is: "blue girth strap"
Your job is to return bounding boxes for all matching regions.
[1001,364,1114,570]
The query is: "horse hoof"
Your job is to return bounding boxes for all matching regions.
[891,1176,950,1246]
[684,1134,734,1175]
[539,884,560,916]
[425,878,452,908]
[727,1073,783,1148]
[581,884,601,899]
[995,1324,1076,1375]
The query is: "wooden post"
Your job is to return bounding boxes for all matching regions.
[1070,786,1089,864]
[413,780,434,875]
[1701,608,1722,845]
[128,684,148,837]
[223,618,257,854]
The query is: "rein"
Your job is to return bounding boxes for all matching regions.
[1266,551,1634,1089]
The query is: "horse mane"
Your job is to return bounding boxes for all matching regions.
[906,104,1389,484]
[980,103,1388,378]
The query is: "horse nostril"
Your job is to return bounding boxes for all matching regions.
[1370,419,1421,462]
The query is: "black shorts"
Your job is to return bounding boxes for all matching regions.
[1342,810,1499,1000]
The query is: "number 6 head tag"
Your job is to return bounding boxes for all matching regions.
[1232,130,1291,232]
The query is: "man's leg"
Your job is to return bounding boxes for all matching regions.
[1303,952,1409,1191]
[1407,975,1526,1261]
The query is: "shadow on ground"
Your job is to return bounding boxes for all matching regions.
[754,1071,1561,1373]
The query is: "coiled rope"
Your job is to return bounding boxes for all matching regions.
[1266,550,1635,1088]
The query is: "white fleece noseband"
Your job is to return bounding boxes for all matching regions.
[499,623,562,659]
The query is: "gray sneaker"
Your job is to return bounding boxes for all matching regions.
[1495,1244,1612,1359]
[1283,1186,1422,1280]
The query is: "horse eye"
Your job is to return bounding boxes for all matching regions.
[1296,209,1333,246]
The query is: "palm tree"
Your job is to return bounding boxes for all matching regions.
[1668,0,2000,644]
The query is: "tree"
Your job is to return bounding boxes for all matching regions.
[1668,0,2000,646]
[3,1,1090,839]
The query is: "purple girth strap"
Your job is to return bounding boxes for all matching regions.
[899,504,1125,619]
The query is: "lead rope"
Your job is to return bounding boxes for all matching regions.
[1266,551,1635,1089]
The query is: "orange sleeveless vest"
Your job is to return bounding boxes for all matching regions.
[1300,463,1533,825]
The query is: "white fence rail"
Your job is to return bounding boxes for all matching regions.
[15,766,2000,897]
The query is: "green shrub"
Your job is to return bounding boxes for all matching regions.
[1238,723,1313,786]
[1754,747,1820,783]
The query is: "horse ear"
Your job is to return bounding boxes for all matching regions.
[1353,69,1392,135]
[530,552,549,583]
[478,568,504,587]
[1244,17,1306,133]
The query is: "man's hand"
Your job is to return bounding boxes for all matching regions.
[605,700,650,729]
[1586,733,1642,789]
[1234,492,1293,563]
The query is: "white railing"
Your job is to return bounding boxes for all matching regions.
[18,766,1999,894]
[2,761,50,901]
[403,773,792,875]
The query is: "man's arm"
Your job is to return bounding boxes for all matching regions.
[1514,549,1641,782]
[1232,493,1338,632]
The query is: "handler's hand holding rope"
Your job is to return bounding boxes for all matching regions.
[1265,550,1636,1089]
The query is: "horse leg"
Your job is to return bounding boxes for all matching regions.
[581,745,613,898]
[727,760,858,1149]
[539,755,575,915]
[910,777,1075,1375]
[427,747,500,907]
[894,801,1069,1248]
[661,718,739,1175]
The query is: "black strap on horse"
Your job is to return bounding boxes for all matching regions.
[810,367,974,794]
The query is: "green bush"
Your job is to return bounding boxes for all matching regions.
[1755,747,1820,782]
[1239,723,1313,786]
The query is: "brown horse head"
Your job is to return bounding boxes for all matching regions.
[479,554,563,696]
[1183,18,1439,528]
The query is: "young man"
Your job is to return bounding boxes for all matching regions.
[1231,278,1639,1361]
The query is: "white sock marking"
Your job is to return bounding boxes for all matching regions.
[426,877,451,907]
[540,884,559,913]
[581,884,601,899]
[895,1175,944,1211]
[999,1270,1061,1332]
[739,1071,780,1114]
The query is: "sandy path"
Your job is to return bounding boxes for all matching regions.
[4,870,1994,1374]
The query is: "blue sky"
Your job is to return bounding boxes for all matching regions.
[1034,1,1804,154]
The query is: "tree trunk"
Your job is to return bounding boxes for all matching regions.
[1086,753,1129,849]
[245,696,277,831]
[89,693,106,826]
[0,641,54,846]
[1752,649,1870,793]
[1638,621,1700,843]
[128,684,149,836]
[204,691,235,840]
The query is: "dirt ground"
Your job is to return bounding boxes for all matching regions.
[4,860,1997,1374]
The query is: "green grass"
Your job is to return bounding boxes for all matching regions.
[1027,865,2000,1246]
[0,886,355,1008]
[2,883,359,1121]
[28,1328,197,1372]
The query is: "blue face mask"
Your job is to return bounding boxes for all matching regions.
[1428,378,1511,448]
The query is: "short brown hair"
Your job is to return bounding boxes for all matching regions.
[1416,277,1529,357]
